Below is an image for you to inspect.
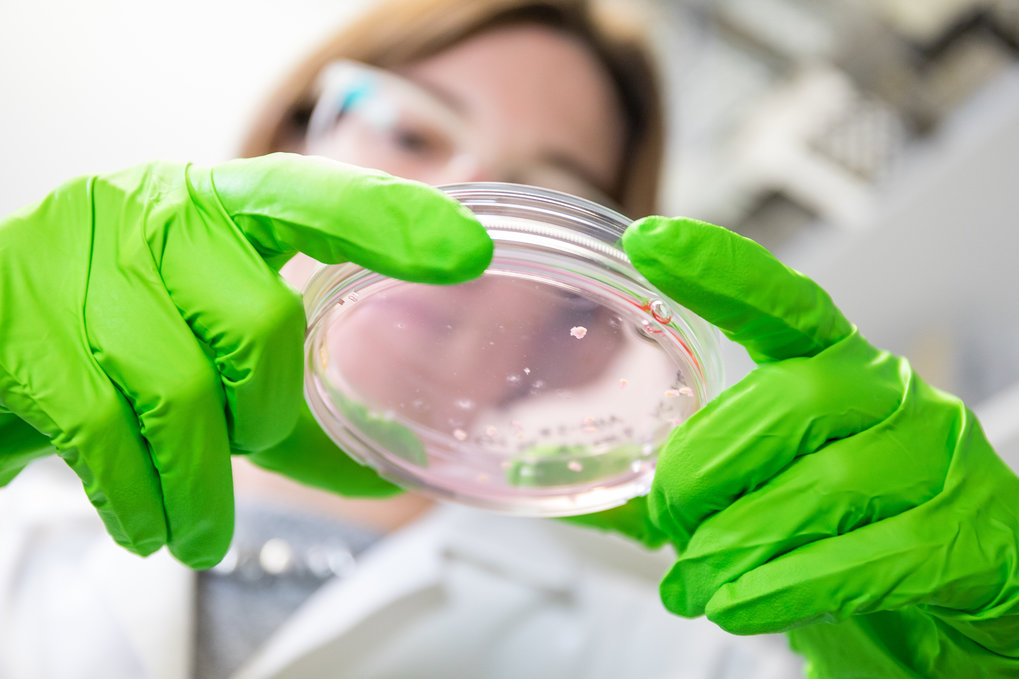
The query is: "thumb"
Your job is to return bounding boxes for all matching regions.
[621,216,852,363]
[193,153,494,284]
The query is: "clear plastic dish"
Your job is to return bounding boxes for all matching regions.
[303,183,722,516]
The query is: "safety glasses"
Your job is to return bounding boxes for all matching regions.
[304,60,620,209]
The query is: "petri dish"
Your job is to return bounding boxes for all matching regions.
[303,183,722,517]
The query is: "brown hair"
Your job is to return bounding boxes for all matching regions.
[238,0,664,216]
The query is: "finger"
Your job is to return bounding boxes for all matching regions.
[659,407,948,618]
[700,501,986,635]
[87,312,235,568]
[85,216,235,568]
[161,155,492,449]
[0,184,168,554]
[1,344,169,557]
[703,393,1019,635]
[649,332,903,548]
[191,153,494,283]
[148,178,306,450]
[559,495,670,549]
[622,216,853,363]
[243,399,403,498]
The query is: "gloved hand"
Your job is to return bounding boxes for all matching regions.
[0,153,492,568]
[619,216,1019,677]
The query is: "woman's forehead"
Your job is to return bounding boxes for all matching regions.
[398,24,626,187]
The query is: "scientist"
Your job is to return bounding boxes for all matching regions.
[1,0,1017,677]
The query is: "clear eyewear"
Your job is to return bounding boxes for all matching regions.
[304,60,621,210]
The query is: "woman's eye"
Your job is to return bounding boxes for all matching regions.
[389,125,443,156]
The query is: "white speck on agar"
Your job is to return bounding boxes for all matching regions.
[453,429,468,441]
[678,386,693,397]
[570,326,588,339]
[485,425,498,437]
[567,461,584,472]
[664,389,680,398]
[523,367,531,375]
[619,378,628,389]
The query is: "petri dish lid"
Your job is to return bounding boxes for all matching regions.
[303,183,722,517]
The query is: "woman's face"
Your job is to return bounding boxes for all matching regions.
[303,24,628,427]
[310,23,626,199]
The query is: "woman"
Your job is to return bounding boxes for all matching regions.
[4,0,1017,677]
[234,0,667,535]
[0,1,801,677]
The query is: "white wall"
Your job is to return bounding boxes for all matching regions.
[0,0,373,215]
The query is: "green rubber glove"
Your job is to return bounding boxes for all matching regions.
[621,216,1019,677]
[0,153,492,568]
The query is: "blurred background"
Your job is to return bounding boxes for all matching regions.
[2,0,1017,461]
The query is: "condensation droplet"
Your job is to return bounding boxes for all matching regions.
[649,299,672,324]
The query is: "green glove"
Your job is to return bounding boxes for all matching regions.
[621,216,1019,677]
[0,153,492,568]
